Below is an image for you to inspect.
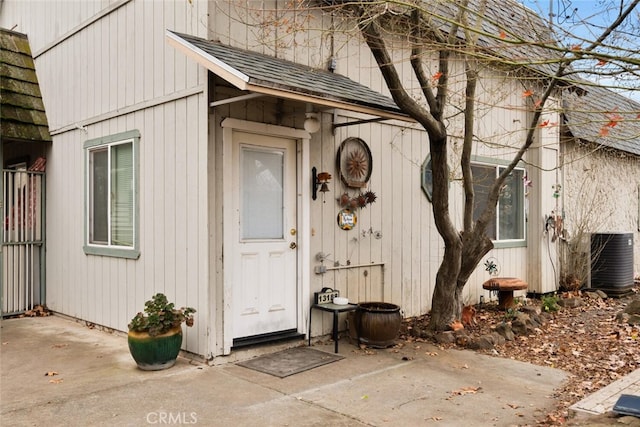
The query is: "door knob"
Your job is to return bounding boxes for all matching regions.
[290,242,297,249]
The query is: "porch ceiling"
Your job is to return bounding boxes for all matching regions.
[166,30,411,122]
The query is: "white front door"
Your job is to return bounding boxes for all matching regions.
[231,131,298,339]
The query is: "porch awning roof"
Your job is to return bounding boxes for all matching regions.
[166,31,411,122]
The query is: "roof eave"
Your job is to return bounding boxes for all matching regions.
[166,30,412,123]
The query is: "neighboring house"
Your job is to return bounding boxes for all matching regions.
[0,28,49,316]
[560,84,640,290]
[0,0,636,360]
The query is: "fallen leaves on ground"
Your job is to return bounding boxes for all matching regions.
[402,285,640,425]
[22,305,50,317]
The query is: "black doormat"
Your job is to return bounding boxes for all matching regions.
[237,347,343,378]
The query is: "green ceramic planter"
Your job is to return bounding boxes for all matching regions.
[127,326,183,371]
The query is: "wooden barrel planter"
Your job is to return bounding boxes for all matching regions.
[355,302,402,348]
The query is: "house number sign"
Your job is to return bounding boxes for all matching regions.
[314,288,340,304]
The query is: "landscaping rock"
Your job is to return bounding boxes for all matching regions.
[454,331,472,347]
[616,312,630,324]
[511,315,530,335]
[494,322,515,341]
[490,332,506,346]
[558,297,582,308]
[520,305,541,316]
[434,331,456,344]
[468,332,506,350]
[584,291,602,300]
[624,299,640,315]
[627,314,640,326]
[468,335,495,350]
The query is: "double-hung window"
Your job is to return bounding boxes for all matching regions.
[84,130,140,259]
[471,161,526,246]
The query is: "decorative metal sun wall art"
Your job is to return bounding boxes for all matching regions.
[336,137,372,188]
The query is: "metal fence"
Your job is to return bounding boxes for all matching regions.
[2,169,45,316]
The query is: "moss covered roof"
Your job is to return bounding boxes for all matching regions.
[0,28,51,142]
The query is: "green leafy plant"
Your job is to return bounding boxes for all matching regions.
[128,293,196,337]
[504,307,517,321]
[541,294,560,313]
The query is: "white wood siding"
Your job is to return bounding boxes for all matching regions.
[207,3,556,340]
[2,0,569,356]
[3,0,211,356]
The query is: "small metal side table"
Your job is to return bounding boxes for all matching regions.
[309,303,358,353]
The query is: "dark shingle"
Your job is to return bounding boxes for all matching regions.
[564,84,640,156]
[171,31,403,116]
[0,28,51,142]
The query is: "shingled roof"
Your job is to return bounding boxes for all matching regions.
[0,28,51,143]
[563,84,640,157]
[167,31,409,121]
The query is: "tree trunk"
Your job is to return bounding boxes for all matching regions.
[426,130,462,331]
[428,243,463,330]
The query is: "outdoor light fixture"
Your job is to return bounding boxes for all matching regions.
[304,113,321,133]
[312,167,331,200]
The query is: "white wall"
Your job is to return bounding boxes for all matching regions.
[562,141,640,280]
[1,0,570,356]
[208,2,559,326]
[2,0,211,357]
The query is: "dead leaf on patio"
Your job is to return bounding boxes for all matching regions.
[24,305,50,317]
[49,378,63,384]
[450,386,481,396]
[44,371,58,377]
[507,403,520,409]
[2,342,8,345]
[431,416,443,421]
[52,343,68,349]
[426,351,438,357]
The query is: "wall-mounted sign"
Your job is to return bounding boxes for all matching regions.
[337,209,357,230]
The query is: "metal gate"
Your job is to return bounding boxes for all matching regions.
[2,167,45,316]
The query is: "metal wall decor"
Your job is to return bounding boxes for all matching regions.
[336,137,372,188]
[337,209,357,230]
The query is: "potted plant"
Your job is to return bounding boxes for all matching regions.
[127,293,196,371]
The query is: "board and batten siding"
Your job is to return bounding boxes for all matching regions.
[2,0,212,356]
[208,5,559,342]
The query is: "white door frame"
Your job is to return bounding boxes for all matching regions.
[220,118,311,355]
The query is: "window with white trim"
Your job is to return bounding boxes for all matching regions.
[84,130,140,259]
[471,163,525,243]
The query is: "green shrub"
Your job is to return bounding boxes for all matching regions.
[541,294,560,312]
